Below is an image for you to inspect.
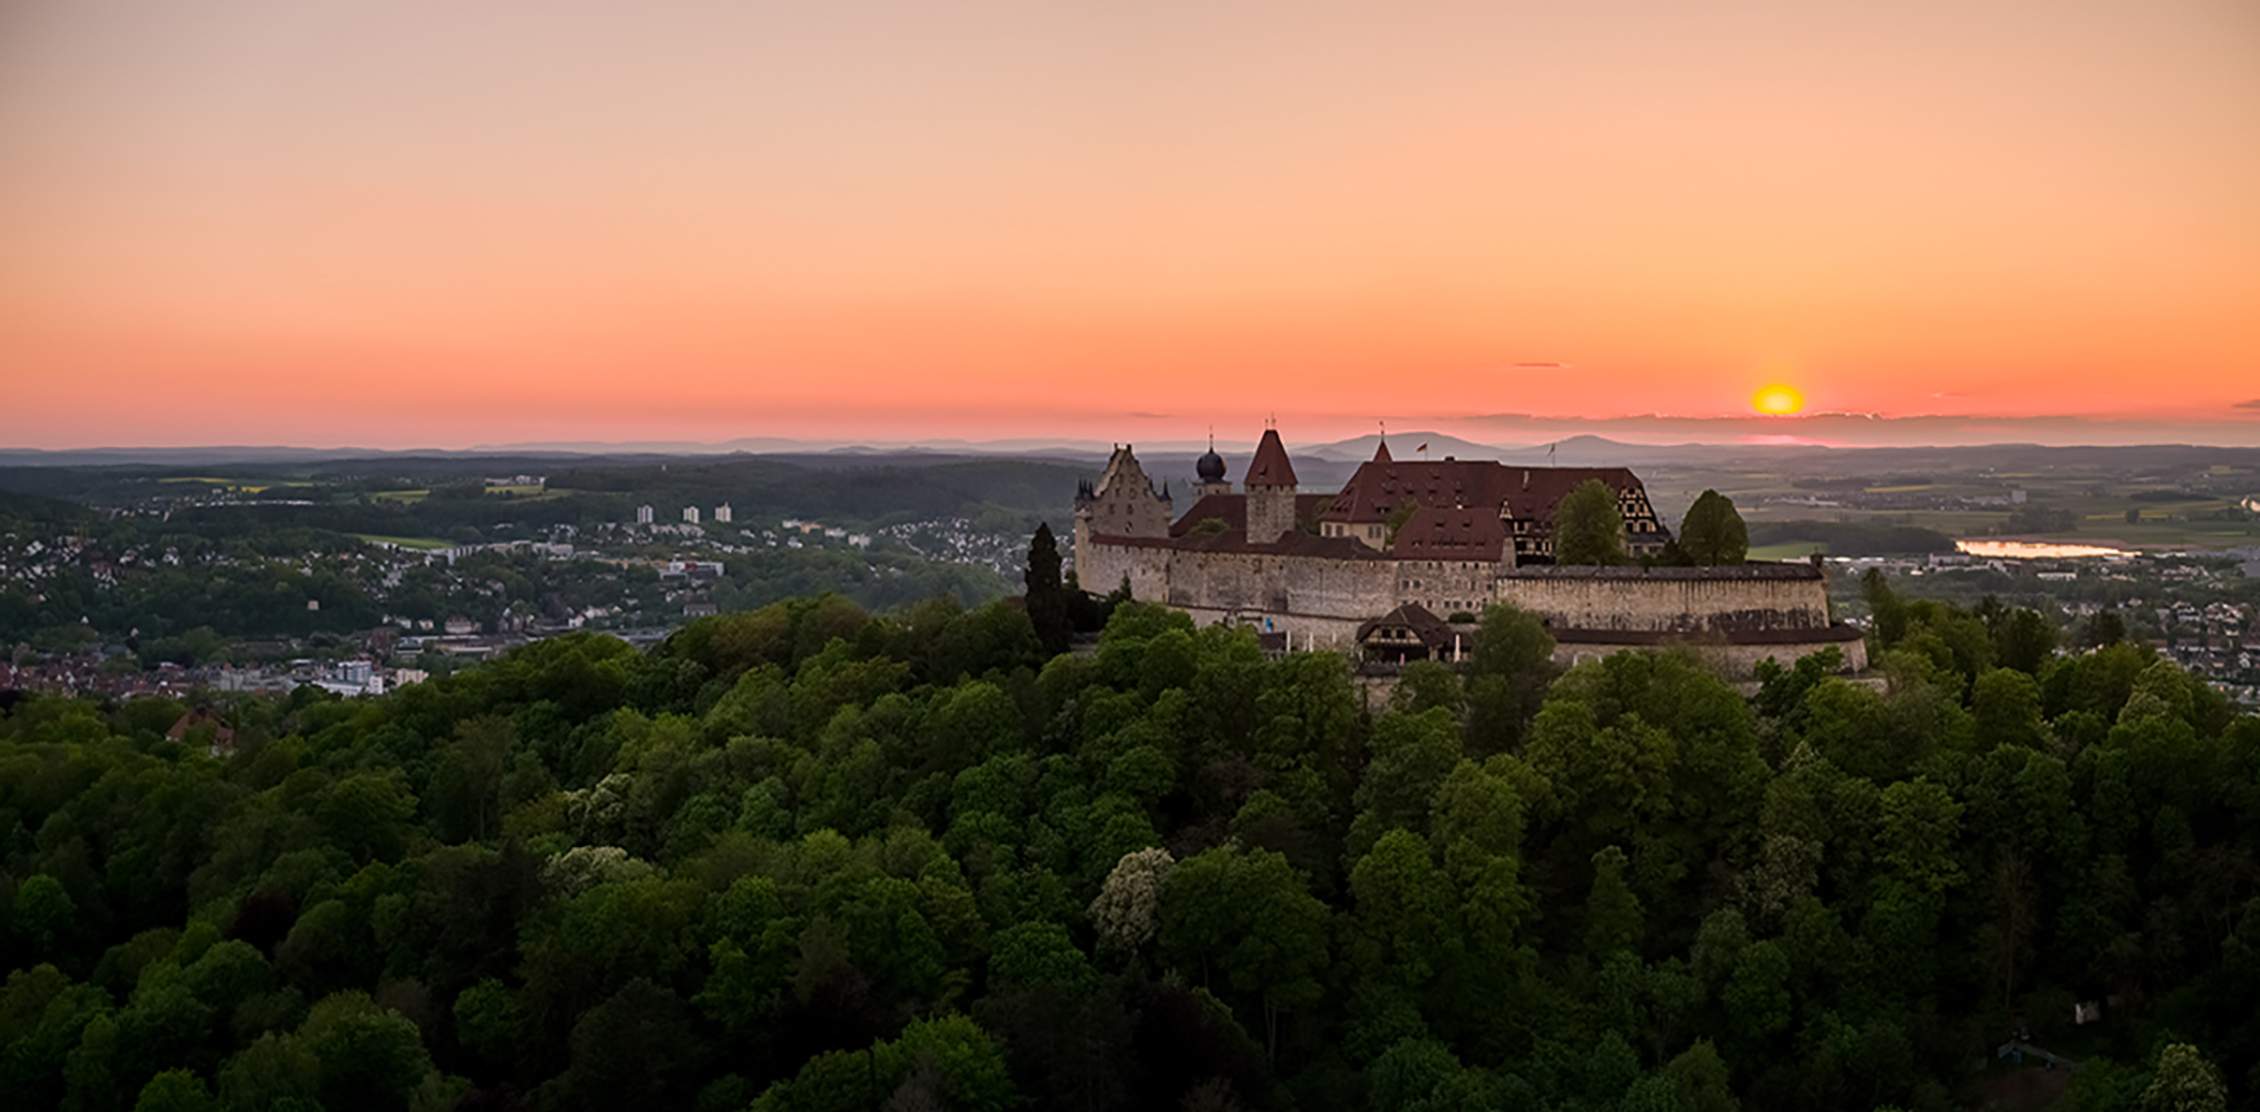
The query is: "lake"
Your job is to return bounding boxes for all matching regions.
[1955,540,2137,559]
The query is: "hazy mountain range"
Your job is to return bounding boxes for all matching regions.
[6,430,2260,477]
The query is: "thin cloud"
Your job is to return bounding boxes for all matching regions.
[2235,399,2260,410]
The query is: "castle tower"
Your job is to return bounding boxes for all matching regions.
[1243,428,1298,544]
[1191,434,1231,499]
[1072,444,1173,566]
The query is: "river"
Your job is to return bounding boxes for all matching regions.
[1955,540,2137,559]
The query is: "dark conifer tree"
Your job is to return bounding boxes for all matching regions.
[1024,523,1072,654]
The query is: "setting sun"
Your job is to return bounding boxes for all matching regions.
[1753,384,1806,416]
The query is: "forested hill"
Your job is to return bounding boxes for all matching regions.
[3,590,2256,1111]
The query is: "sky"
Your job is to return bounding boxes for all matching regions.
[3,1,2258,450]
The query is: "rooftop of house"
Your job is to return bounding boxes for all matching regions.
[1324,454,1649,527]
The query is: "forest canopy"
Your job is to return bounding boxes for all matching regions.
[2,586,2256,1111]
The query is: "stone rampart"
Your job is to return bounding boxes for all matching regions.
[1498,565,1830,633]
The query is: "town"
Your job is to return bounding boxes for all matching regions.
[0,469,1037,698]
[1832,546,2260,706]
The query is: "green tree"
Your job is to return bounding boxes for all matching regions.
[217,1033,324,1112]
[1677,490,1749,565]
[871,1014,1018,1112]
[1723,940,1793,1048]
[1023,523,1073,656]
[1463,603,1555,754]
[1584,845,1645,957]
[428,716,511,843]
[133,1069,217,1112]
[297,992,433,1112]
[1861,569,1907,645]
[568,978,700,1108]
[2081,609,2127,648]
[14,873,77,952]
[451,979,522,1069]
[1991,606,2058,673]
[2140,1044,2226,1112]
[1553,479,1628,566]
[1972,668,2046,749]
[1159,845,1330,1060]
[1347,830,1458,989]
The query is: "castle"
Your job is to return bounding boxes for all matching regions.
[1073,429,1866,677]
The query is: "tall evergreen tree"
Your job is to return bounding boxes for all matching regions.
[1676,490,1749,565]
[1024,523,1072,655]
[1553,480,1628,566]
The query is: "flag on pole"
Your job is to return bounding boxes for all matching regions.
[1416,441,1429,454]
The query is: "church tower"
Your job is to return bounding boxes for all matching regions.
[1191,434,1231,499]
[1243,427,1298,544]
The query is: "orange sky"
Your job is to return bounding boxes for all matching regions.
[3,2,2257,448]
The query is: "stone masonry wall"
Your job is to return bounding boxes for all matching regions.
[1076,539,1171,600]
[1163,548,1398,627]
[1244,487,1299,545]
[1396,559,1498,618]
[1553,631,1868,678]
[1498,574,1829,633]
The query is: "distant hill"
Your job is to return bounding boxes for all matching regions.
[1301,431,1513,462]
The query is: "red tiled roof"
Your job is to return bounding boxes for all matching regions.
[1169,493,1332,537]
[1322,461,1646,526]
[1388,504,1507,562]
[1244,429,1298,487]
[1093,528,1385,560]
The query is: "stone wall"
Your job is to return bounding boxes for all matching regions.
[1397,559,1497,618]
[1078,537,1396,649]
[1552,629,1868,678]
[1076,538,1171,599]
[1498,567,1830,633]
[1081,540,1850,666]
[1177,604,1369,648]
[1245,486,1298,545]
[1164,548,1397,641]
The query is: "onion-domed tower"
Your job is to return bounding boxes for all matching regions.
[1191,434,1231,498]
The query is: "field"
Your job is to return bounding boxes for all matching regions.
[485,485,572,501]
[156,476,317,494]
[370,488,431,503]
[1746,541,1826,561]
[1641,453,2260,553]
[349,533,451,550]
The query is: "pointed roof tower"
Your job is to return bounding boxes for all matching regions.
[1244,428,1298,488]
[1372,438,1392,464]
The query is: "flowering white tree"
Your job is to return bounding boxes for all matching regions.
[1088,846,1174,953]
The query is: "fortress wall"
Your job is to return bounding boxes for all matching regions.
[1176,605,1368,648]
[1499,573,1830,633]
[1553,632,1867,678]
[1283,556,1399,619]
[1077,539,1171,599]
[1397,559,1497,617]
[1161,549,1399,621]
